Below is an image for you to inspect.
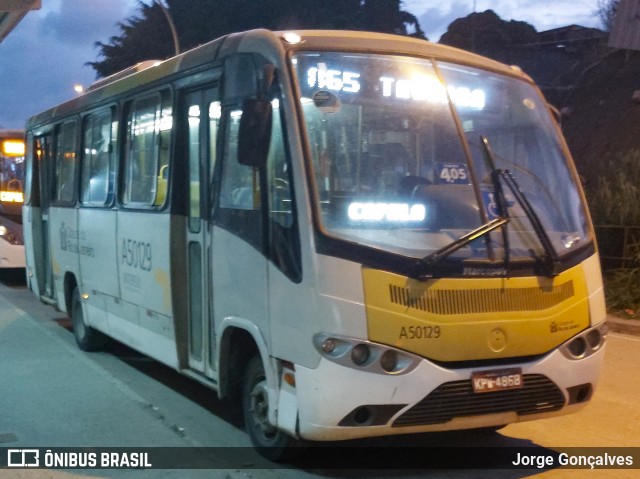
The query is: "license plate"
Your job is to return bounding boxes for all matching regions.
[471,368,523,393]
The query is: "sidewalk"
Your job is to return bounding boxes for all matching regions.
[0,288,268,478]
[0,293,190,448]
[606,314,640,336]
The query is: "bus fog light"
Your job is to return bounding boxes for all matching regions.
[380,350,398,372]
[353,406,372,425]
[567,337,587,358]
[351,344,370,365]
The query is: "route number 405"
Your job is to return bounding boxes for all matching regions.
[437,163,469,184]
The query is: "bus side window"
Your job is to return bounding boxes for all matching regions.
[219,109,258,211]
[186,98,220,233]
[216,107,263,251]
[267,106,291,226]
[156,96,172,206]
[122,91,172,208]
[81,108,115,207]
[267,96,301,282]
[54,120,78,204]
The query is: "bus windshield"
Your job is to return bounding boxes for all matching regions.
[292,52,589,264]
[0,136,25,220]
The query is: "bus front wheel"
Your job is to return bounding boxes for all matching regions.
[71,287,106,351]
[242,355,303,461]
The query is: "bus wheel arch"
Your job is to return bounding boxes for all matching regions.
[218,323,303,460]
[218,326,259,401]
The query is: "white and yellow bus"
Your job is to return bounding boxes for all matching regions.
[23,30,607,459]
[0,130,26,268]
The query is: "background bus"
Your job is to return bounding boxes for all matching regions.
[0,129,25,269]
[23,29,606,459]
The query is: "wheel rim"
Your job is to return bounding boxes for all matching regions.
[248,377,278,442]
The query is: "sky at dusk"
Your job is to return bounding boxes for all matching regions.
[0,0,603,129]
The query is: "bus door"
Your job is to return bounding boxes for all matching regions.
[29,134,55,299]
[183,87,220,376]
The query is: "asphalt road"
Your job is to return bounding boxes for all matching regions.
[0,269,637,479]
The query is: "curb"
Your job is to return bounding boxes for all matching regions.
[606,314,640,336]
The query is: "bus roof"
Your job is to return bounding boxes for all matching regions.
[0,129,24,139]
[284,30,527,78]
[27,29,531,129]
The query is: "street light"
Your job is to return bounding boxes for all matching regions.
[471,0,478,52]
[155,0,180,56]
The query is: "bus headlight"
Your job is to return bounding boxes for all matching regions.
[0,225,21,245]
[313,333,420,375]
[380,350,398,372]
[585,328,602,349]
[567,337,587,358]
[351,343,370,365]
[560,323,607,360]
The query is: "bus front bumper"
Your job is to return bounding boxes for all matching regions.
[0,242,25,268]
[291,343,605,441]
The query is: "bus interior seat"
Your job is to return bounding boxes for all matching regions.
[154,164,169,206]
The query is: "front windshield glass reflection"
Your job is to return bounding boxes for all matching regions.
[292,52,589,261]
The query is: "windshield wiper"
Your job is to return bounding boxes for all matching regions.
[415,136,558,280]
[480,135,558,277]
[418,217,509,279]
[415,136,512,280]
[481,136,512,273]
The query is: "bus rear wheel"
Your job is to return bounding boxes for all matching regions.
[242,355,303,461]
[71,287,106,351]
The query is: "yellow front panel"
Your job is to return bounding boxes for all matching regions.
[363,264,590,362]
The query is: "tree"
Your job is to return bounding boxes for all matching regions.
[439,9,537,61]
[596,0,621,31]
[89,0,425,78]
[89,1,175,78]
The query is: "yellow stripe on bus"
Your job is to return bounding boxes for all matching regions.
[363,264,590,362]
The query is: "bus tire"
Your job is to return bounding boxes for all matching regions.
[242,355,303,461]
[71,287,106,352]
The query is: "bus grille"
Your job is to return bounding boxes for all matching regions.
[389,282,574,315]
[392,374,565,427]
